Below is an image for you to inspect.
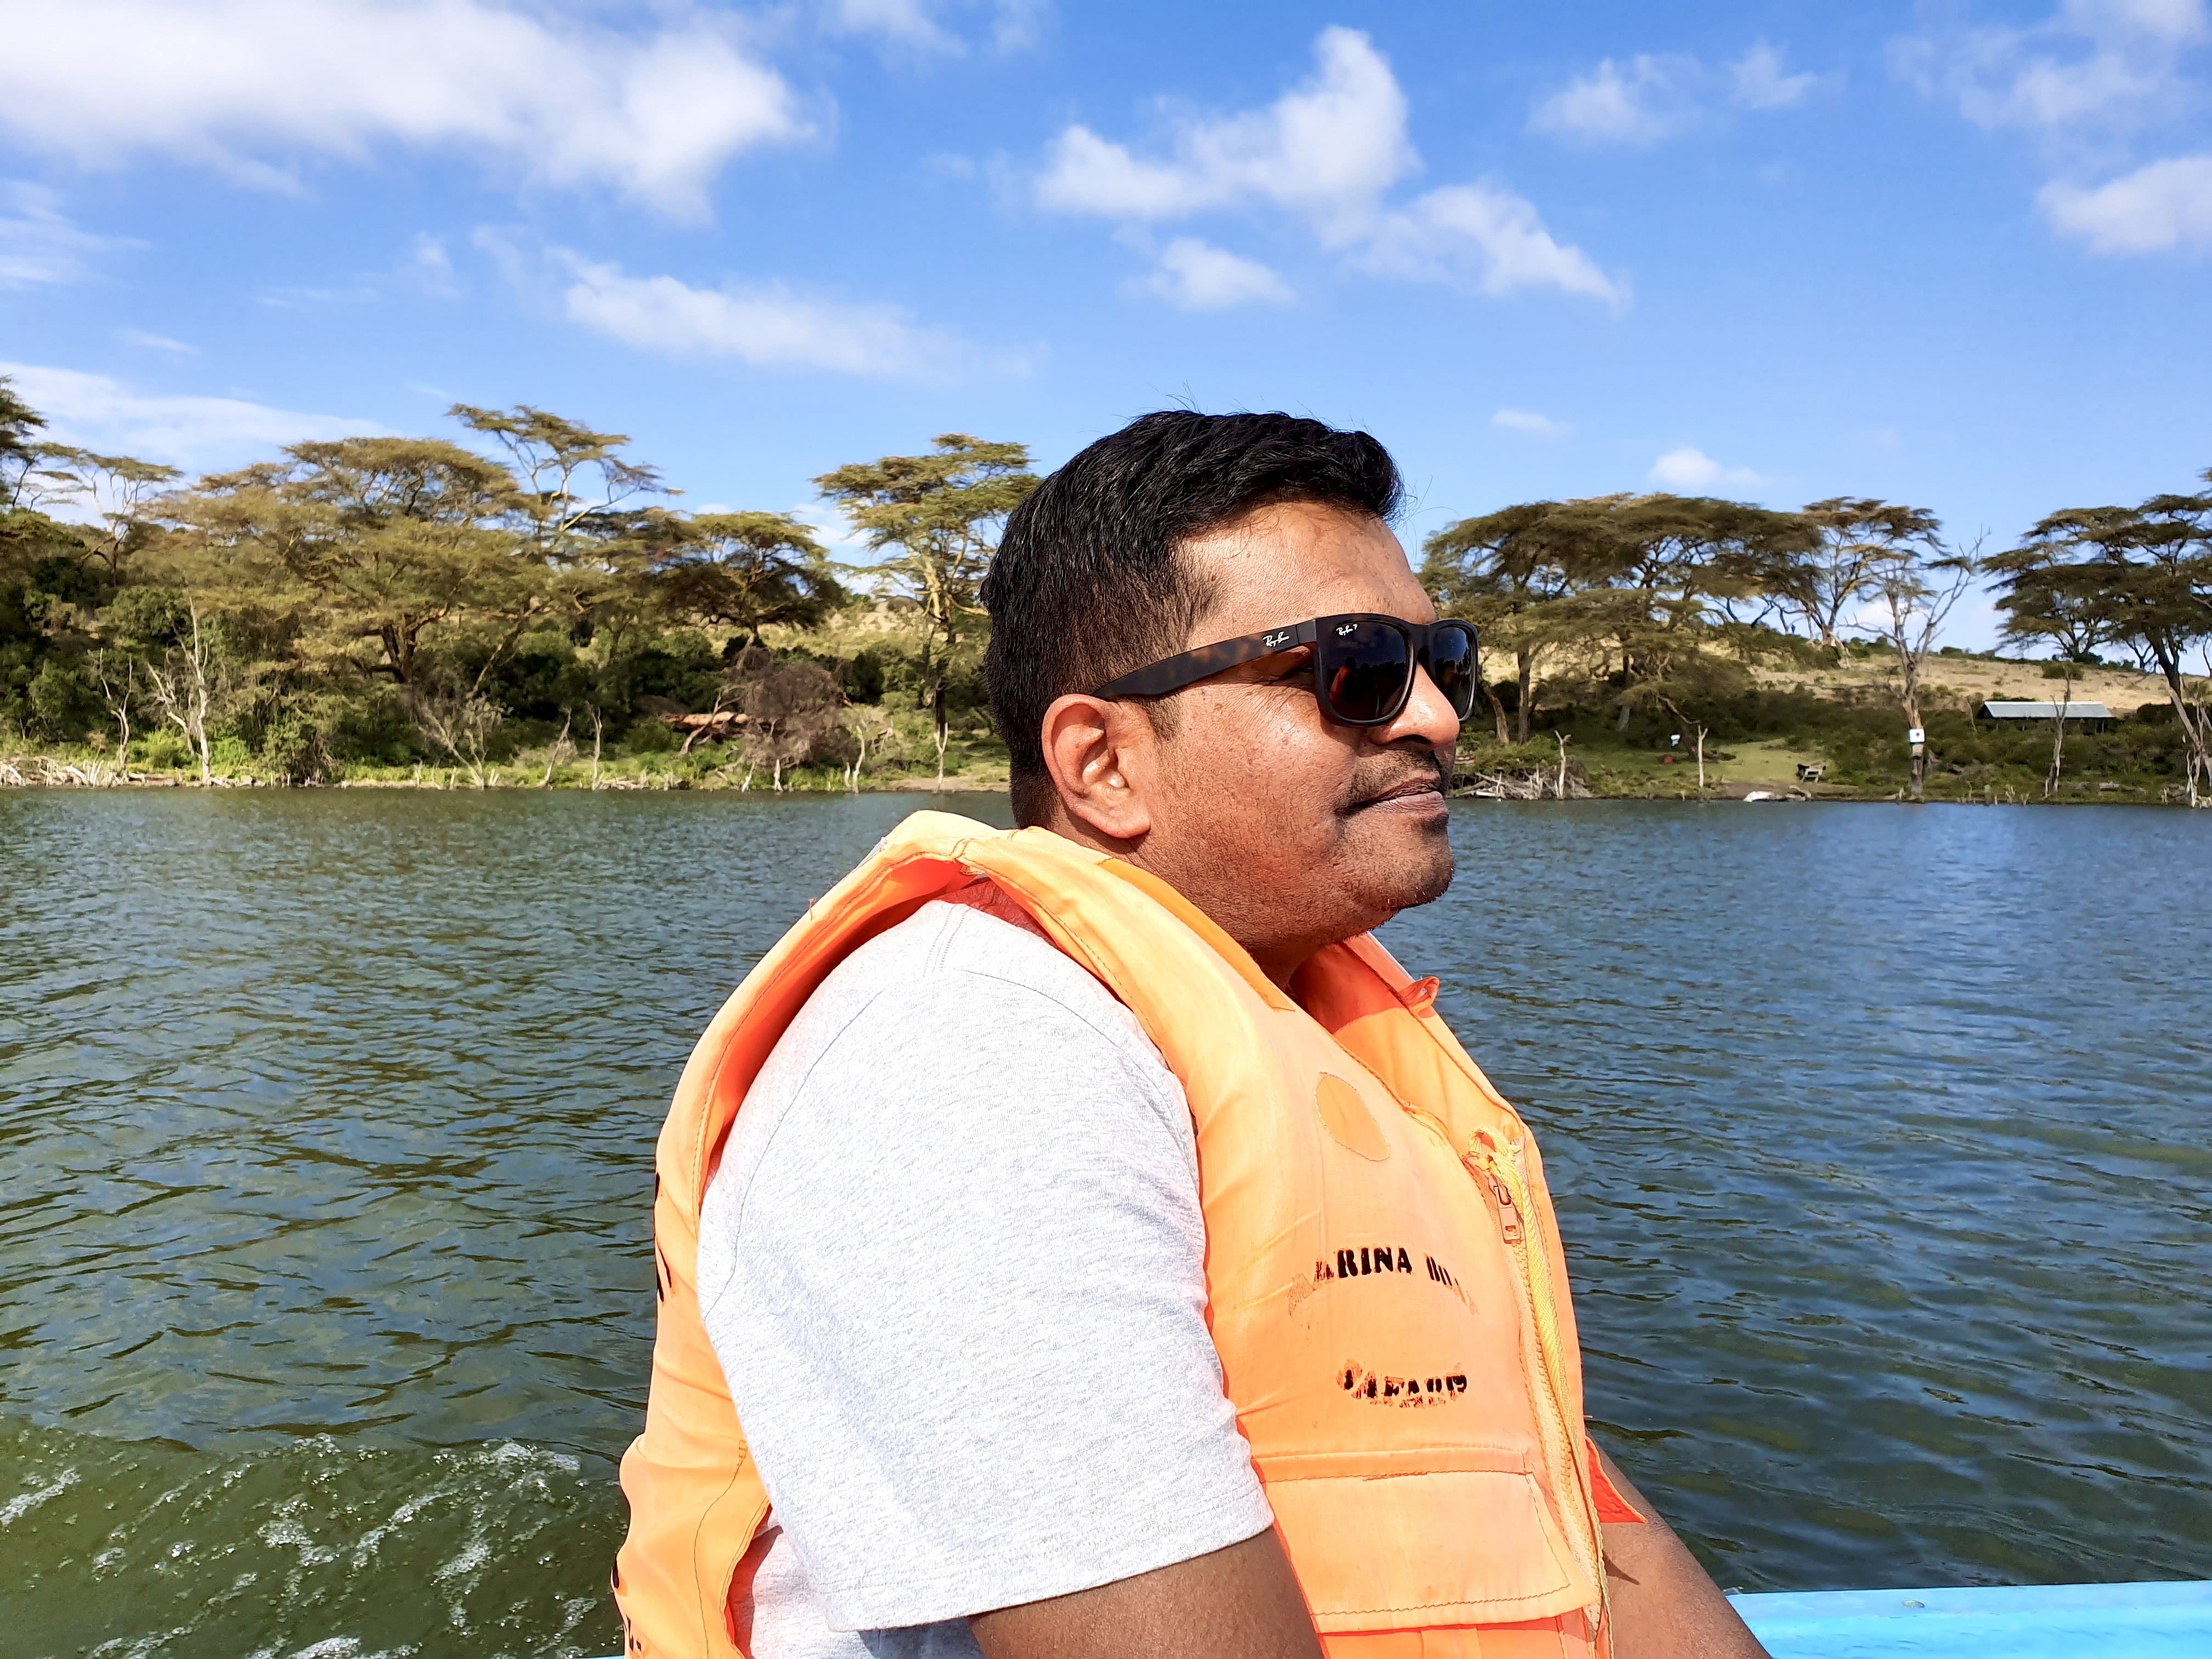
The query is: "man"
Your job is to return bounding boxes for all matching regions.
[616,412,1767,1659]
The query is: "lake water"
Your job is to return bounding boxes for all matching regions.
[2,792,2207,1657]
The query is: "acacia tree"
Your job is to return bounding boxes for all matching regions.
[1505,495,1814,732]
[646,511,840,644]
[448,403,666,658]
[1988,540,2116,797]
[22,448,182,578]
[815,435,1037,782]
[1422,504,1576,744]
[179,437,520,687]
[1858,529,1978,802]
[449,403,664,556]
[0,376,47,509]
[1791,499,1943,653]
[2015,483,2212,805]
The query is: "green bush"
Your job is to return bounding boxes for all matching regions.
[258,714,334,783]
[137,729,189,769]
[844,648,886,704]
[628,719,678,754]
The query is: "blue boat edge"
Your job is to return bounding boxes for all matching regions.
[1726,1579,2212,1657]
[586,1581,2212,1658]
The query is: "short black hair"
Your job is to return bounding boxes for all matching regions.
[983,410,1403,825]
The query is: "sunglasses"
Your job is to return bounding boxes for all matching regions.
[1093,614,1479,728]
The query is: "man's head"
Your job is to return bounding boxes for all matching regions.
[983,411,1463,983]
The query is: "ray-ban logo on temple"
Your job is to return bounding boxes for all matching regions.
[1094,614,1479,729]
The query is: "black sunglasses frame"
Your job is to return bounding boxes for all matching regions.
[1092,614,1479,729]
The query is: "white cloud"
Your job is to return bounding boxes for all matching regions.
[408,233,460,298]
[0,183,136,287]
[829,0,1046,55]
[1131,238,1294,310]
[2041,152,2212,247]
[1037,26,1417,242]
[1891,0,2208,136]
[255,283,378,311]
[1531,43,1826,144]
[0,360,375,470]
[551,252,951,377]
[1037,27,1618,306]
[1364,185,1627,306]
[1530,54,1700,146]
[833,0,961,54]
[990,0,1049,52]
[789,499,877,560]
[1649,446,1763,490]
[1733,42,1820,109]
[0,1,808,219]
[115,329,198,356]
[1492,408,1571,438]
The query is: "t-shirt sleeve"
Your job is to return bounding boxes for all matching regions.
[696,921,1272,1632]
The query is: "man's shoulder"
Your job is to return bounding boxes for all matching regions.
[800,894,1150,1058]
[701,891,1196,1295]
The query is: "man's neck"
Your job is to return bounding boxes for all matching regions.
[1032,816,1323,991]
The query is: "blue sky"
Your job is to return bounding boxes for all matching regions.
[4,1,2209,645]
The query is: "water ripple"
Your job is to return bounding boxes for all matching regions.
[1,792,2207,1652]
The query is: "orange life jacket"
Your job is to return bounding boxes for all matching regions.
[616,812,1625,1659]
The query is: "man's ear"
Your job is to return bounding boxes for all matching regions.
[1040,694,1155,846]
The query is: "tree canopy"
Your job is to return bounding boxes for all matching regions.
[3,376,2207,804]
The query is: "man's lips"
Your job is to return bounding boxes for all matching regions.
[1351,771,1449,811]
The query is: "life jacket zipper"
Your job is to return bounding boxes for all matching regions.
[1467,1135,1609,1640]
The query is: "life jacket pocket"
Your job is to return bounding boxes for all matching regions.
[1253,1444,1601,1636]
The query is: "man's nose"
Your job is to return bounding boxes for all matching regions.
[1377,664,1463,752]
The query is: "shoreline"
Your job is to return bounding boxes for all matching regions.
[1,763,2191,806]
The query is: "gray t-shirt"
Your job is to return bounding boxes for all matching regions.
[696,892,1273,1658]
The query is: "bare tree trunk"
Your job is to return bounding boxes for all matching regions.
[1901,679,1926,802]
[1874,551,1974,804]
[94,655,135,772]
[405,681,499,787]
[678,686,732,757]
[186,607,212,784]
[2046,673,2074,800]
[931,677,949,787]
[1479,681,1510,745]
[147,605,215,784]
[542,710,573,787]
[2149,651,2211,807]
[1515,650,1533,746]
[1554,731,1570,800]
[589,707,604,791]
[846,723,868,792]
[1694,725,1707,799]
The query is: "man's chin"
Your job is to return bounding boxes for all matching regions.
[1346,813,1455,913]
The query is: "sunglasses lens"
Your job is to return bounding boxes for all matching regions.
[1321,620,1415,724]
[1425,623,1479,721]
